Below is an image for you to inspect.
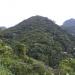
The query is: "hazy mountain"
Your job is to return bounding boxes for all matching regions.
[62,18,75,27]
[62,18,75,36]
[0,26,6,31]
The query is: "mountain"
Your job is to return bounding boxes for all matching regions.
[62,18,75,36]
[1,15,75,74]
[0,26,6,31]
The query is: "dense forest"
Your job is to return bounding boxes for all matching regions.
[0,16,75,75]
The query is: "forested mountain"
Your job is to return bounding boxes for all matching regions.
[62,18,75,36]
[0,16,75,75]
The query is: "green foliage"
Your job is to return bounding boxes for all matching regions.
[0,40,53,75]
[0,16,75,74]
[0,65,13,75]
[0,40,13,57]
[15,43,28,57]
[59,58,75,75]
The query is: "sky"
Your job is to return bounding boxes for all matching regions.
[0,0,75,28]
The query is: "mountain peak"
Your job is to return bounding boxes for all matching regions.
[69,18,75,20]
[62,18,75,27]
[21,15,54,24]
[12,15,56,31]
[29,15,48,19]
[61,18,75,36]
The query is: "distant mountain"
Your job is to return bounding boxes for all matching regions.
[62,18,75,27]
[62,18,75,36]
[0,26,6,31]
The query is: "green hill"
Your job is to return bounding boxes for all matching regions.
[0,16,75,75]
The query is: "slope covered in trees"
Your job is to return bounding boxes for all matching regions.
[0,39,54,75]
[0,16,75,75]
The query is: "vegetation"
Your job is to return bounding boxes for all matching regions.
[0,16,75,75]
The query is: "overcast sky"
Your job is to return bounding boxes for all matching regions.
[0,0,75,27]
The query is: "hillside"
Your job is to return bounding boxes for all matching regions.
[0,16,75,74]
[0,39,54,75]
[62,18,75,36]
